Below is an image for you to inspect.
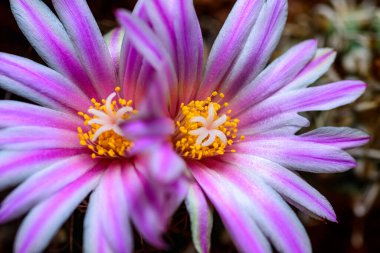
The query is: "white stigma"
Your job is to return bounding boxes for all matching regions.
[189,103,227,146]
[87,92,133,141]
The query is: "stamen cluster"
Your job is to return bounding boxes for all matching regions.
[174,92,244,160]
[77,87,135,159]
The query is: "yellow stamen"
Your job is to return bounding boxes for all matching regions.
[77,87,135,159]
[173,92,242,160]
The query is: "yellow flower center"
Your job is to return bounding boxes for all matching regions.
[77,87,136,159]
[174,92,244,160]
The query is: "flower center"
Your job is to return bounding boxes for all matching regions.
[77,87,135,159]
[174,92,244,160]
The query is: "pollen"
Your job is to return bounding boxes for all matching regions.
[174,92,244,160]
[77,87,135,159]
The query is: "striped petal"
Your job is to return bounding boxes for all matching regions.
[116,9,177,115]
[52,0,117,98]
[189,161,271,253]
[0,101,81,130]
[281,48,337,91]
[0,53,90,112]
[300,127,370,149]
[238,81,366,128]
[236,137,356,173]
[221,154,337,221]
[122,163,166,247]
[200,0,264,96]
[9,0,96,97]
[0,155,96,222]
[97,162,132,253]
[221,0,288,97]
[185,182,213,253]
[229,39,318,112]
[200,160,311,253]
[145,0,204,104]
[0,149,84,191]
[83,184,113,253]
[14,168,101,253]
[104,27,125,78]
[0,126,80,150]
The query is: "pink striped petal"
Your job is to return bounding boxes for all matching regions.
[145,0,204,104]
[52,0,117,98]
[84,185,113,253]
[119,4,148,103]
[104,27,125,78]
[238,81,366,128]
[301,127,370,149]
[97,162,132,253]
[185,182,213,253]
[281,48,337,91]
[200,0,264,97]
[0,126,80,150]
[122,162,166,247]
[236,137,356,173]
[221,0,288,97]
[0,101,81,130]
[229,39,317,112]
[240,112,309,137]
[14,168,101,253]
[189,161,271,253]
[221,154,337,221]
[0,155,96,222]
[0,149,84,191]
[201,160,311,253]
[9,0,96,97]
[116,9,177,115]
[0,53,90,112]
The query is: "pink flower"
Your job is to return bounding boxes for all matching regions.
[116,0,369,252]
[0,0,188,252]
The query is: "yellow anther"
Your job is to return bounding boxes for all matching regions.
[77,91,134,159]
[173,91,242,160]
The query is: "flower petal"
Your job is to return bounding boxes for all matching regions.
[200,160,311,253]
[200,0,264,96]
[104,27,125,79]
[83,186,113,253]
[221,0,288,97]
[0,126,80,150]
[0,149,84,191]
[281,48,337,91]
[240,112,309,137]
[0,101,81,130]
[97,162,133,253]
[145,0,204,104]
[9,0,96,97]
[52,0,117,97]
[0,53,90,112]
[238,81,366,128]
[0,155,96,222]
[185,182,213,253]
[300,127,370,149]
[189,161,271,253]
[229,39,318,111]
[236,137,357,173]
[122,162,166,247]
[116,9,177,115]
[14,168,101,253]
[221,154,337,222]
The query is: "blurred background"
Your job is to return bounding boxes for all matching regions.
[0,0,379,252]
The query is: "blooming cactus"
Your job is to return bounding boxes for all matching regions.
[116,0,370,252]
